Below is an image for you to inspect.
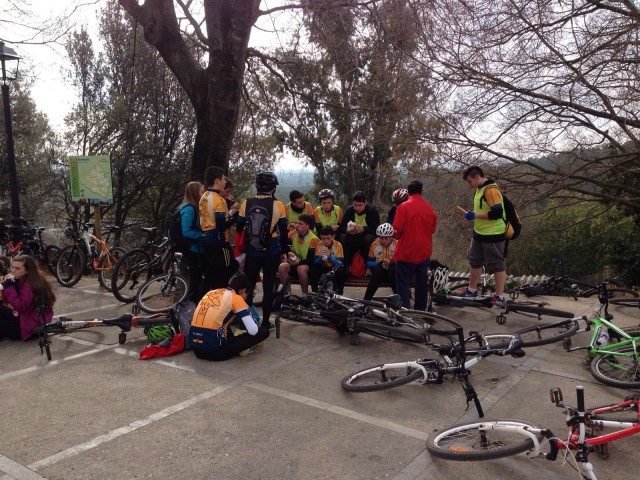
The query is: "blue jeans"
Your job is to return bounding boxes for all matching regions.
[395,260,429,310]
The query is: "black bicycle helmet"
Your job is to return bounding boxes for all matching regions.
[255,171,279,192]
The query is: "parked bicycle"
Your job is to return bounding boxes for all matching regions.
[34,311,178,360]
[514,277,640,388]
[110,227,178,304]
[0,223,61,274]
[341,327,524,417]
[55,220,125,290]
[135,251,189,313]
[427,385,640,480]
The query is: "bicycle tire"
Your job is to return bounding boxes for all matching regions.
[610,298,640,307]
[426,420,540,461]
[341,362,425,392]
[514,320,579,347]
[135,273,189,313]
[43,245,61,275]
[606,288,639,299]
[590,345,640,389]
[55,245,86,287]
[504,302,574,319]
[97,247,125,292]
[355,319,427,344]
[396,309,461,336]
[111,248,151,303]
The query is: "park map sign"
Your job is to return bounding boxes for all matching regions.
[69,155,114,204]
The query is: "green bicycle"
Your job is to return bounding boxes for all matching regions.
[515,277,640,388]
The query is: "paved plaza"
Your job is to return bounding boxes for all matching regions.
[1,277,639,480]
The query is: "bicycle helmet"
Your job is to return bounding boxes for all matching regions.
[376,223,394,237]
[255,171,279,192]
[392,188,409,205]
[144,325,174,346]
[318,188,335,200]
[431,267,449,294]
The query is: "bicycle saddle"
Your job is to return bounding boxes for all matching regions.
[372,294,402,310]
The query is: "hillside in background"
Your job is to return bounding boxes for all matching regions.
[274,168,316,197]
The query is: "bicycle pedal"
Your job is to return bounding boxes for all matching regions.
[562,337,572,351]
[549,387,563,404]
[595,443,609,460]
[131,305,140,314]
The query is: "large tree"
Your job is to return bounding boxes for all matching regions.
[118,0,261,178]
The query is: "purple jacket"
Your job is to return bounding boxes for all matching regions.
[3,281,53,341]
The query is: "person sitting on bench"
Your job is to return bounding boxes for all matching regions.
[278,214,319,301]
[363,223,398,301]
[310,226,346,295]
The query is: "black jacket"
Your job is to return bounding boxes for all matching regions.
[339,204,381,235]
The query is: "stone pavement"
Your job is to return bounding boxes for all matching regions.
[1,277,639,480]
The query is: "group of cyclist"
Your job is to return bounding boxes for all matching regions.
[0,164,509,366]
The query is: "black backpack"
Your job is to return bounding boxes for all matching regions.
[167,205,196,251]
[244,197,276,251]
[481,184,522,240]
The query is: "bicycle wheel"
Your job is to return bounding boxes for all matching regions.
[396,309,461,336]
[590,345,640,389]
[55,245,86,287]
[355,319,427,344]
[43,245,61,275]
[111,248,151,303]
[97,247,125,292]
[341,362,425,392]
[514,320,579,347]
[607,288,639,299]
[426,420,540,461]
[504,302,574,319]
[610,298,640,307]
[135,274,189,313]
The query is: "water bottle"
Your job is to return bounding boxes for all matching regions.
[595,329,609,346]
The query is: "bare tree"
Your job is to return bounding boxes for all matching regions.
[409,0,640,212]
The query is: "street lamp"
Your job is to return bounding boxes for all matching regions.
[0,41,22,225]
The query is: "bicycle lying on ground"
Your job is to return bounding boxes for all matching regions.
[427,385,640,480]
[33,311,178,360]
[273,266,461,345]
[341,327,524,417]
[513,277,640,388]
[507,255,637,301]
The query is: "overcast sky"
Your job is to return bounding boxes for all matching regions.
[5,0,308,170]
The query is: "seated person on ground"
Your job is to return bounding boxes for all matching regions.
[278,214,319,300]
[364,223,398,301]
[313,189,343,237]
[285,190,314,232]
[311,226,346,295]
[189,273,270,361]
[338,190,380,268]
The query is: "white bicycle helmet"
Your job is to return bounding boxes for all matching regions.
[318,188,335,200]
[392,188,409,205]
[431,267,449,293]
[376,223,394,237]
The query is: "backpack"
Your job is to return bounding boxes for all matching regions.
[481,185,522,240]
[167,205,196,251]
[244,197,276,251]
[350,252,366,277]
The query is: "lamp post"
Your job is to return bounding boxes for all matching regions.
[0,41,22,225]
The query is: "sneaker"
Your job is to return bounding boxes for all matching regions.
[493,294,506,306]
[461,289,478,298]
[261,321,275,330]
[239,346,256,356]
[253,341,265,353]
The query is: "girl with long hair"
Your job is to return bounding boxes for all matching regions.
[0,255,56,341]
[181,181,204,302]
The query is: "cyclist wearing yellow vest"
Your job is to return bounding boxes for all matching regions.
[285,190,314,231]
[313,188,344,236]
[278,214,319,300]
[461,165,507,302]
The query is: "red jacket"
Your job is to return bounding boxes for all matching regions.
[391,194,437,264]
